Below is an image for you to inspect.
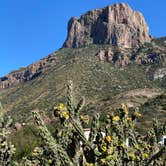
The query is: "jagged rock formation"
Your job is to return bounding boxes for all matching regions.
[63,3,151,48]
[99,48,165,66]
[98,48,114,62]
[135,53,164,65]
[97,47,130,67]
[0,54,56,89]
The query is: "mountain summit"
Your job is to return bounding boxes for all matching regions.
[63,3,151,48]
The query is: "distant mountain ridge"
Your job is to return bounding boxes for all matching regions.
[0,54,56,89]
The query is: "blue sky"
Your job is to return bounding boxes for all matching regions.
[0,0,166,77]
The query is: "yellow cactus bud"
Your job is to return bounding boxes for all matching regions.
[129,153,136,161]
[134,112,142,118]
[105,135,111,143]
[112,116,120,122]
[121,103,128,114]
[57,103,67,111]
[100,158,106,164]
[120,143,125,149]
[127,117,132,122]
[61,111,69,119]
[143,153,149,159]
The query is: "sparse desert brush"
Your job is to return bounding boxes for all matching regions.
[24,81,166,166]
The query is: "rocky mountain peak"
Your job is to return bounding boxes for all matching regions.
[63,3,151,48]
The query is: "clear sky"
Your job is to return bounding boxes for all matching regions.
[0,0,166,77]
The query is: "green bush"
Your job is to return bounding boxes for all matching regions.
[11,124,41,162]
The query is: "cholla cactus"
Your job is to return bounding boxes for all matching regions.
[0,102,16,165]
[31,81,165,166]
[31,110,71,166]
[100,104,166,166]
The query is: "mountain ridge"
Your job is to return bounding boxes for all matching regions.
[0,37,165,90]
[0,43,165,123]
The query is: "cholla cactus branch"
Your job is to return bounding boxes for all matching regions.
[67,80,74,115]
[32,111,71,165]
[0,102,16,166]
[146,147,165,165]
[89,113,99,143]
[75,97,85,114]
[69,115,92,150]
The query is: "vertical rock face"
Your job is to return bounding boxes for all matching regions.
[63,3,151,48]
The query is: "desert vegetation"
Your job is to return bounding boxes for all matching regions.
[0,81,165,165]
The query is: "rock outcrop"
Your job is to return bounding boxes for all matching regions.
[153,68,166,80]
[63,3,151,48]
[97,47,130,67]
[135,53,165,65]
[0,54,56,89]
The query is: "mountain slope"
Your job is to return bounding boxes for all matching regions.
[0,43,165,126]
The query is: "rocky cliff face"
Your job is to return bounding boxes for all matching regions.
[0,54,56,89]
[63,3,151,48]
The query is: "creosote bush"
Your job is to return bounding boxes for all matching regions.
[26,81,165,166]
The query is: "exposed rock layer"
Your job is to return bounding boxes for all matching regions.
[63,3,151,48]
[0,55,56,89]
